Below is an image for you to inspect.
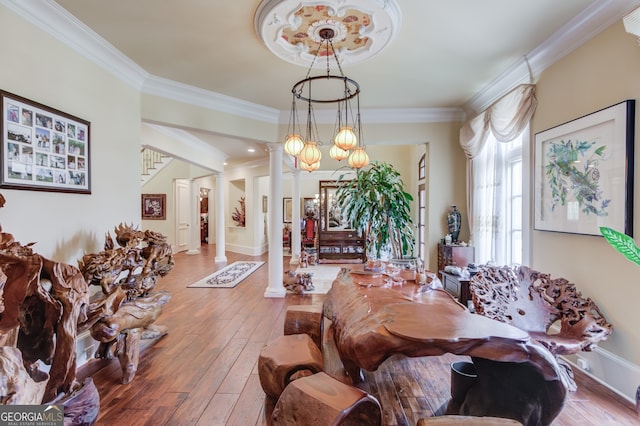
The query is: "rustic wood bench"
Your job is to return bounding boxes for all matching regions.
[284,304,324,350]
[469,265,613,391]
[271,371,382,425]
[258,333,324,398]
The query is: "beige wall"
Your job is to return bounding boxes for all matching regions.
[532,21,640,365]
[0,6,141,264]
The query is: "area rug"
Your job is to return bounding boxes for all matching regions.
[293,264,342,294]
[188,261,265,288]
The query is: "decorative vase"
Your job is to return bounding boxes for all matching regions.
[447,205,461,243]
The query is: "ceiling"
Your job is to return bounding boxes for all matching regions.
[14,1,639,168]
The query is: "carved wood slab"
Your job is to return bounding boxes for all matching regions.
[325,267,567,426]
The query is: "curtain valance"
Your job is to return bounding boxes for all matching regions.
[459,84,537,158]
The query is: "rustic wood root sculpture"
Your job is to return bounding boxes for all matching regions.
[79,223,174,384]
[283,270,314,294]
[0,207,173,424]
[469,265,613,391]
[0,346,48,404]
[89,289,171,384]
[0,226,99,423]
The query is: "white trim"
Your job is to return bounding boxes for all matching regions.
[6,0,635,126]
[142,76,281,124]
[0,0,148,90]
[549,323,640,404]
[564,347,640,405]
[465,0,640,113]
[278,106,466,125]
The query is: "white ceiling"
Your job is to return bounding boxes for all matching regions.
[9,0,639,168]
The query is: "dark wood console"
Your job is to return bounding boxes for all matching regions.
[317,180,365,263]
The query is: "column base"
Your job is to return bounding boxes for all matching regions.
[264,287,287,298]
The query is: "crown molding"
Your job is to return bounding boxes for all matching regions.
[465,0,640,114]
[142,76,281,124]
[5,0,634,126]
[277,106,465,125]
[0,0,149,89]
[143,123,229,160]
[1,0,280,123]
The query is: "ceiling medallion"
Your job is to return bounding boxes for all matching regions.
[254,0,401,67]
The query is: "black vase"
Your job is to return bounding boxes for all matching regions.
[447,205,461,243]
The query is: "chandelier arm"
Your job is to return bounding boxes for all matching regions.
[329,39,346,78]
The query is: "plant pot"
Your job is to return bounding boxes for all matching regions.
[450,361,477,403]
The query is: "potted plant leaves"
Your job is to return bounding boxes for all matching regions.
[336,161,415,263]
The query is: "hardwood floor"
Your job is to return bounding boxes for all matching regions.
[78,245,639,425]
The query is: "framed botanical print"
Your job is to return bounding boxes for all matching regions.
[534,100,635,236]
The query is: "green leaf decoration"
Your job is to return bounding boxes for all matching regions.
[600,227,640,267]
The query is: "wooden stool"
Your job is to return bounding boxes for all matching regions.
[258,334,324,398]
[417,416,522,425]
[271,372,382,426]
[284,304,324,350]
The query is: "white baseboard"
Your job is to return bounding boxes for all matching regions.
[563,347,640,404]
[547,323,640,404]
[225,243,263,256]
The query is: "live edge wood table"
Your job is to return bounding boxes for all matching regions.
[324,268,567,426]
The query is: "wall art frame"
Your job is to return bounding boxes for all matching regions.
[142,193,166,220]
[1,90,91,193]
[283,197,292,223]
[534,99,635,236]
[303,197,318,218]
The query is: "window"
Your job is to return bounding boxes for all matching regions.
[418,183,426,261]
[472,129,527,266]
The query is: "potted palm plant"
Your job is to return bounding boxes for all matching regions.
[336,161,415,263]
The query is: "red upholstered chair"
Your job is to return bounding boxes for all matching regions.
[302,216,316,248]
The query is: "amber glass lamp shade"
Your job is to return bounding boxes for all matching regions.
[284,134,304,156]
[329,143,349,161]
[300,161,320,172]
[334,126,357,151]
[348,146,369,169]
[299,141,322,165]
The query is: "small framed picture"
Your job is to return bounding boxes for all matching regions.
[283,197,292,223]
[142,193,166,220]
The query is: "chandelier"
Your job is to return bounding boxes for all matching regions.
[283,27,369,172]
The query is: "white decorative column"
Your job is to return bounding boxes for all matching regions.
[265,143,286,297]
[187,180,201,254]
[290,168,301,264]
[215,172,227,263]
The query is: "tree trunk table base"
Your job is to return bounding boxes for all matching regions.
[271,371,382,426]
[258,334,324,398]
[284,304,324,350]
